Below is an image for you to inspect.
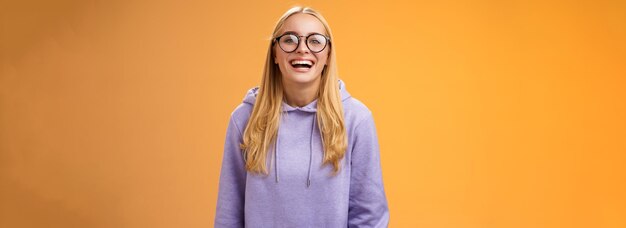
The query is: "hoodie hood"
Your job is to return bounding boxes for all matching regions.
[241,79,351,187]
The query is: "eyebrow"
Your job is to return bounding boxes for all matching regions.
[281,31,327,36]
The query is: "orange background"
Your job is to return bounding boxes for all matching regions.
[1,0,625,227]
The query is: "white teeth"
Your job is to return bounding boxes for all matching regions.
[290,60,313,66]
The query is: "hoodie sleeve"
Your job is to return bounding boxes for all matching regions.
[348,112,390,228]
[214,115,247,228]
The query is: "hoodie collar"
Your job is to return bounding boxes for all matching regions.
[282,99,318,113]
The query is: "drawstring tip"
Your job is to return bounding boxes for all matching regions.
[306,179,311,187]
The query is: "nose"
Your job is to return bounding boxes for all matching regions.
[295,39,310,54]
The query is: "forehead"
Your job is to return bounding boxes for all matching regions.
[278,13,327,35]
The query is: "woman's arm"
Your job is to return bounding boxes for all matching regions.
[348,112,390,228]
[214,116,247,228]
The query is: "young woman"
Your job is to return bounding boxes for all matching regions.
[215,6,389,228]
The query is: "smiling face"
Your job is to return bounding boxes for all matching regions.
[273,13,330,87]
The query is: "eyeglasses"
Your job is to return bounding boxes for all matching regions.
[273,33,330,53]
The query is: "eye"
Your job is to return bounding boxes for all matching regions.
[280,35,298,44]
[308,35,326,45]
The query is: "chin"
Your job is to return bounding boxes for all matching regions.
[283,71,321,84]
[285,74,318,84]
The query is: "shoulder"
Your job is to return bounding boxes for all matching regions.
[228,102,254,134]
[342,97,374,130]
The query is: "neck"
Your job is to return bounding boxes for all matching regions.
[282,77,321,107]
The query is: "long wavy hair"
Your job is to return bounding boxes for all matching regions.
[240,6,347,176]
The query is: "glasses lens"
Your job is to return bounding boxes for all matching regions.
[279,35,299,52]
[307,34,327,52]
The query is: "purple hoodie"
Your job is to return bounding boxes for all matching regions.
[215,79,389,228]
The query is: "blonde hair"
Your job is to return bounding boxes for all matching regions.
[240,6,347,176]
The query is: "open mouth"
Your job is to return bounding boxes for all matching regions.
[290,60,314,72]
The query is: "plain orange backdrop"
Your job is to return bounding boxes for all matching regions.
[1,0,625,227]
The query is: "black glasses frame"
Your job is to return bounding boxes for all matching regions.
[273,33,331,53]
